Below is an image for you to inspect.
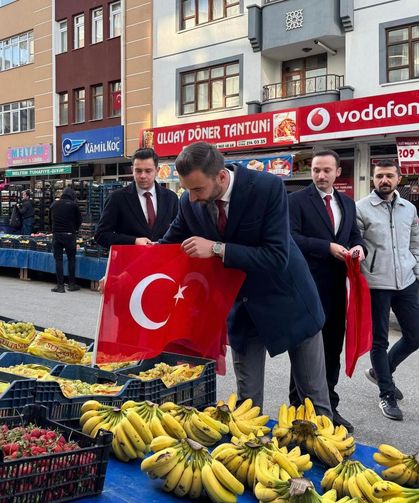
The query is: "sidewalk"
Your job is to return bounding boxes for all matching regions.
[0,274,417,452]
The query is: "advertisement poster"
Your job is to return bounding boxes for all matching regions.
[396,137,419,175]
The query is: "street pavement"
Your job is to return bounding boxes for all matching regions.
[0,273,417,452]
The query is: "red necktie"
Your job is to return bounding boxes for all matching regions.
[215,200,227,235]
[143,192,156,228]
[324,194,335,230]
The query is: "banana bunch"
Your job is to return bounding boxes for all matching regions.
[322,458,384,502]
[273,399,355,466]
[372,480,419,502]
[203,393,271,438]
[80,400,153,462]
[141,435,244,502]
[160,402,229,446]
[123,400,188,440]
[255,454,339,502]
[373,444,419,488]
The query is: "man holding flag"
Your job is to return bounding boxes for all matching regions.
[137,142,331,415]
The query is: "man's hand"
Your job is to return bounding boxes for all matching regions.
[135,237,152,245]
[329,242,349,261]
[181,237,217,258]
[349,245,365,261]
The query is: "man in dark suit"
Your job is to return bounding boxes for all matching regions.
[288,149,365,432]
[95,148,178,248]
[138,142,331,415]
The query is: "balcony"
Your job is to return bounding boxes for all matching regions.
[263,74,344,101]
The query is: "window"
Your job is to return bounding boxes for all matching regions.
[0,31,34,71]
[180,0,240,30]
[57,20,67,53]
[110,1,121,38]
[386,23,419,82]
[91,84,103,120]
[180,61,240,115]
[74,13,84,49]
[92,7,103,44]
[0,0,17,6]
[58,92,68,125]
[110,81,121,117]
[282,54,327,97]
[74,88,85,122]
[0,99,34,135]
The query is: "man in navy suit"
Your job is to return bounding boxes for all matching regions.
[288,149,365,432]
[95,148,178,248]
[139,142,331,415]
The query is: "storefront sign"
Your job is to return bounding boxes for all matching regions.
[396,137,419,175]
[61,126,124,161]
[141,110,299,157]
[300,90,419,141]
[334,178,354,199]
[5,164,72,178]
[6,144,52,167]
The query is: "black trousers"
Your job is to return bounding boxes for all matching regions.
[290,281,346,411]
[52,233,77,285]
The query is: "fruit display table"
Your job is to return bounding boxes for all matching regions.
[0,248,107,283]
[80,443,378,502]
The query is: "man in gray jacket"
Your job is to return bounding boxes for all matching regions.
[356,160,419,421]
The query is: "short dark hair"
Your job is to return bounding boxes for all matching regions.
[131,148,159,167]
[175,142,225,177]
[312,149,340,168]
[372,159,401,176]
[23,190,30,198]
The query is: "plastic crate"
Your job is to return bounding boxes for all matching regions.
[0,371,36,419]
[34,365,143,422]
[117,352,216,409]
[0,404,112,503]
[0,352,65,374]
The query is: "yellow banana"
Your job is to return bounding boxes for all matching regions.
[347,474,364,499]
[314,436,344,467]
[163,457,187,492]
[211,459,245,495]
[227,392,238,411]
[356,471,382,503]
[254,482,283,502]
[140,447,179,472]
[191,413,222,442]
[225,454,245,475]
[160,412,187,439]
[270,451,300,478]
[247,458,256,488]
[126,410,153,445]
[174,462,194,497]
[235,456,251,485]
[115,425,139,460]
[80,400,103,414]
[246,414,270,426]
[287,405,296,425]
[304,397,317,422]
[82,415,107,436]
[150,435,179,452]
[382,464,413,485]
[189,465,203,499]
[372,480,404,499]
[198,412,230,434]
[112,434,130,462]
[278,404,289,428]
[201,462,238,503]
[296,404,305,420]
[233,398,253,417]
[379,445,405,461]
[120,417,147,454]
[159,401,177,412]
[239,406,261,420]
[373,452,401,467]
[121,400,139,411]
[149,415,167,438]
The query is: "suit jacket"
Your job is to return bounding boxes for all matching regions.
[95,181,179,248]
[288,183,365,310]
[161,165,325,357]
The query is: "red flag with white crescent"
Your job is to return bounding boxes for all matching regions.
[94,244,246,369]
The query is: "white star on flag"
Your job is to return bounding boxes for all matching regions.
[173,285,188,305]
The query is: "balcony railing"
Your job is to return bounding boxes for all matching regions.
[262,74,344,102]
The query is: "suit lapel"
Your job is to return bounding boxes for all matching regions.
[308,184,335,236]
[224,166,253,240]
[334,190,346,236]
[193,202,220,241]
[153,182,166,230]
[126,182,148,228]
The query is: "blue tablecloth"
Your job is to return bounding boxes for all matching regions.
[0,248,107,281]
[80,443,378,503]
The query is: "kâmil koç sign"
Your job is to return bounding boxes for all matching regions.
[61,126,124,161]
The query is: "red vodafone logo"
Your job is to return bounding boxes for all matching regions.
[307,107,331,131]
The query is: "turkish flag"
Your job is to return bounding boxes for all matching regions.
[344,254,372,377]
[112,90,121,111]
[94,244,246,371]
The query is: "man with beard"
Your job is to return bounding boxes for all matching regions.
[139,141,331,415]
[356,160,419,421]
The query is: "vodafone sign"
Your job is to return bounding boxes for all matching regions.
[300,90,419,141]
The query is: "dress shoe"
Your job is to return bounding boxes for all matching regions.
[51,285,65,293]
[365,368,403,400]
[67,284,81,291]
[332,410,354,433]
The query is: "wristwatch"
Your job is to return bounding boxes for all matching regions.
[211,241,224,258]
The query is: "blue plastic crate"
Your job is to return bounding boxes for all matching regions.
[0,370,36,418]
[34,364,143,422]
[0,352,65,373]
[116,352,216,409]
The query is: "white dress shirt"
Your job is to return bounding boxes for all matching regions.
[218,168,235,217]
[315,186,342,235]
[137,184,157,221]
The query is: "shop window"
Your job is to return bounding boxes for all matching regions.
[180,60,240,115]
[0,99,34,135]
[180,0,241,30]
[0,31,34,71]
[110,81,121,117]
[110,1,121,38]
[282,54,327,98]
[92,7,103,44]
[58,92,68,125]
[74,88,85,123]
[386,23,419,82]
[74,13,85,49]
[91,84,103,120]
[57,20,67,54]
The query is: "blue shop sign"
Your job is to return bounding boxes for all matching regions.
[61,126,124,161]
